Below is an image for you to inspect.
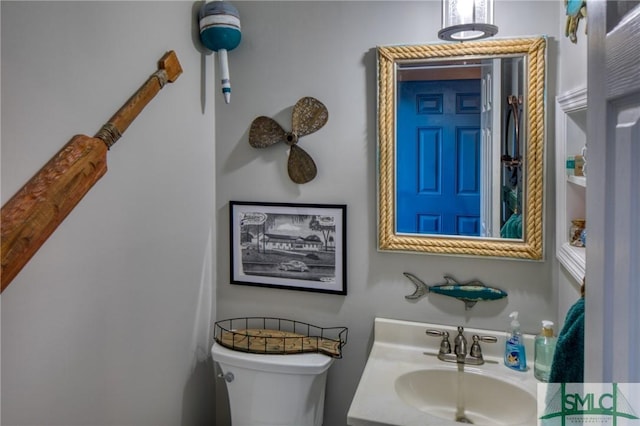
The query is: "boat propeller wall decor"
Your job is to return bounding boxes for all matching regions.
[403,272,508,310]
[249,97,328,184]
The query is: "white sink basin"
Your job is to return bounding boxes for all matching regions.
[395,369,537,425]
[347,318,539,426]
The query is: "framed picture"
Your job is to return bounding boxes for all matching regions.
[230,201,347,295]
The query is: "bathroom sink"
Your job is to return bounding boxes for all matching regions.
[394,369,536,425]
[347,318,539,426]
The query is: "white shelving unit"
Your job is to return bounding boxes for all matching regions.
[555,87,587,283]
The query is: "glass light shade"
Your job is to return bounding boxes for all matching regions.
[439,0,498,41]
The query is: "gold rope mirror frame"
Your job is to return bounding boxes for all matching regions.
[377,37,546,260]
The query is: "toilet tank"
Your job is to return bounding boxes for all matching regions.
[212,342,334,426]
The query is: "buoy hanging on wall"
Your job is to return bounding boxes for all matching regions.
[198,1,241,104]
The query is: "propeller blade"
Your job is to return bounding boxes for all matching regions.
[288,144,317,184]
[249,116,286,148]
[291,97,328,138]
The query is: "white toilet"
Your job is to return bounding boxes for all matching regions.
[211,341,334,426]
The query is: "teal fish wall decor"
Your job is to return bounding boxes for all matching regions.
[403,272,508,310]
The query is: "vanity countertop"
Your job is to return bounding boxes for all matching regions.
[347,317,539,426]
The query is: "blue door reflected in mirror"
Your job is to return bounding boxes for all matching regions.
[397,79,481,236]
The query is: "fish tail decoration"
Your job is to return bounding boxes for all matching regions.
[403,272,430,300]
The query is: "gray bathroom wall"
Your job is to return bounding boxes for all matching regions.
[1,2,216,425]
[1,1,569,425]
[215,2,562,425]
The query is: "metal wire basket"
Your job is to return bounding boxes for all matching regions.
[214,317,348,358]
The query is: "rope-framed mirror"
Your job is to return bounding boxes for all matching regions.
[377,37,547,260]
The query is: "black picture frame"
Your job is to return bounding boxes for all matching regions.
[229,201,347,295]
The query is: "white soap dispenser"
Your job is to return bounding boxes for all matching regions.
[504,311,527,371]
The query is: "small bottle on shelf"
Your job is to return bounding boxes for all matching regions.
[566,155,575,176]
[570,219,586,247]
[574,155,585,176]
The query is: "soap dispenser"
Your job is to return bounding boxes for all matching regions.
[504,311,527,371]
[534,320,557,382]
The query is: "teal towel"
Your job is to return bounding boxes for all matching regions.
[500,213,522,239]
[549,298,584,383]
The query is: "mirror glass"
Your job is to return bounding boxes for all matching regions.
[377,37,546,259]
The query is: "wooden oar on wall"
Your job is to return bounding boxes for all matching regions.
[1,51,183,293]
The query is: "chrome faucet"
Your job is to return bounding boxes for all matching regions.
[426,326,496,365]
[453,326,467,363]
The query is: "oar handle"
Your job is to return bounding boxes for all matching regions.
[95,50,183,148]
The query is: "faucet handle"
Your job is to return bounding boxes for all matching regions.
[425,329,451,354]
[469,334,497,358]
[475,335,497,343]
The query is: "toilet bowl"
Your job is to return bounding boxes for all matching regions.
[212,342,334,426]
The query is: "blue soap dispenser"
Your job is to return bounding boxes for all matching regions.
[504,311,527,371]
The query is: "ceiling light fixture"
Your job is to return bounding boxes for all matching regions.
[438,0,498,42]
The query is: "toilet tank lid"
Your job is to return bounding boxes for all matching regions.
[212,342,334,374]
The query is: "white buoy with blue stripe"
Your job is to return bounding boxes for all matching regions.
[199,1,241,104]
